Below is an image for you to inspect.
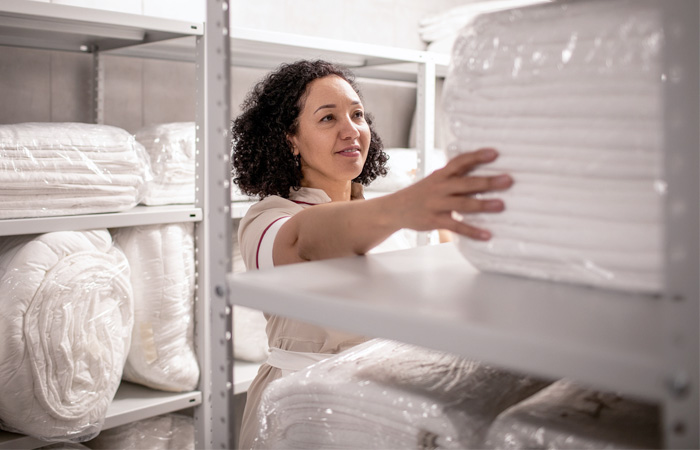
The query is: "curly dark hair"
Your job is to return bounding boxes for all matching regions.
[231,60,387,199]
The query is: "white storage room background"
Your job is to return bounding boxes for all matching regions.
[0,0,697,449]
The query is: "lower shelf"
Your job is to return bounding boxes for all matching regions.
[0,383,201,449]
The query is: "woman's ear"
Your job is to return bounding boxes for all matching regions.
[287,135,299,156]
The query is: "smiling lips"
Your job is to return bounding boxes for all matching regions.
[337,145,361,157]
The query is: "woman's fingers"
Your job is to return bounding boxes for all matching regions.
[440,148,499,177]
[433,195,505,215]
[441,217,492,241]
[443,173,513,196]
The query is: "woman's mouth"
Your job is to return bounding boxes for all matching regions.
[337,146,361,157]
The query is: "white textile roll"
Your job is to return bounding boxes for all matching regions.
[0,230,133,442]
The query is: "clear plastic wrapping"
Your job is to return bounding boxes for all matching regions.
[85,413,194,450]
[134,122,196,206]
[253,339,550,449]
[484,379,661,449]
[0,122,151,219]
[0,229,133,442]
[442,0,665,293]
[111,223,199,392]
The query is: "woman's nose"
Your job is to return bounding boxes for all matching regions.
[339,115,360,139]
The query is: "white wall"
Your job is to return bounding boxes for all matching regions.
[25,0,473,50]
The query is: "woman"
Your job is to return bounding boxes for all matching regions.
[231,60,512,448]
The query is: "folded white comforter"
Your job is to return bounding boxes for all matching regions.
[112,223,199,392]
[443,0,664,293]
[0,122,150,219]
[253,339,550,449]
[135,122,195,206]
[0,230,133,442]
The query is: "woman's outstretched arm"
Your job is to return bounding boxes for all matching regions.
[273,148,513,266]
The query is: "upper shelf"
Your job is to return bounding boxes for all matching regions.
[228,243,665,403]
[0,205,202,237]
[0,0,202,53]
[108,27,450,81]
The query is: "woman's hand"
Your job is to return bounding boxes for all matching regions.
[388,148,512,240]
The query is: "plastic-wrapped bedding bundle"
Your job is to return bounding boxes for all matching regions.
[0,122,151,219]
[442,0,664,293]
[484,379,661,449]
[85,413,194,450]
[112,223,199,392]
[0,230,133,442]
[252,339,551,449]
[134,122,196,206]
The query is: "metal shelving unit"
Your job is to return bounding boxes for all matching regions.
[0,1,232,449]
[227,2,699,449]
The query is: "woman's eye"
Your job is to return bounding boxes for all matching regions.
[354,110,365,119]
[320,114,334,122]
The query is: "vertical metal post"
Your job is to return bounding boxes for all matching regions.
[661,1,699,448]
[91,50,104,124]
[194,0,234,448]
[416,59,436,246]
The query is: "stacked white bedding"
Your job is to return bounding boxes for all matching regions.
[484,379,661,449]
[85,413,194,450]
[0,123,150,219]
[0,230,133,442]
[135,123,196,206]
[418,0,552,54]
[253,339,550,449]
[443,0,664,293]
[112,223,199,392]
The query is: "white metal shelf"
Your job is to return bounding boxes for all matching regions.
[0,0,202,53]
[0,205,202,236]
[0,383,201,450]
[0,0,217,447]
[228,243,666,402]
[109,27,449,81]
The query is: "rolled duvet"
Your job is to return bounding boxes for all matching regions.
[0,230,133,442]
[112,223,199,392]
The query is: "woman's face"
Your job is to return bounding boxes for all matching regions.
[288,75,370,191]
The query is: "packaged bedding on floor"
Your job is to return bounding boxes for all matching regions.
[252,339,551,449]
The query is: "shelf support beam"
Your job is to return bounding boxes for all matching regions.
[661,1,699,448]
[194,0,234,448]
